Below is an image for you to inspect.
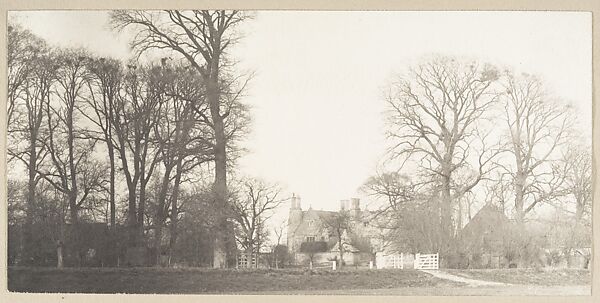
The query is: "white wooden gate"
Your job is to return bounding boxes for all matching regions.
[414,253,439,270]
[236,253,257,268]
[391,254,404,269]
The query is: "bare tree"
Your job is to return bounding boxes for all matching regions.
[499,71,574,225]
[83,57,123,230]
[7,43,57,265]
[562,145,592,224]
[366,215,398,256]
[483,174,512,216]
[320,210,352,268]
[44,50,92,225]
[549,143,593,266]
[273,220,287,247]
[364,178,445,254]
[109,63,162,247]
[37,50,106,266]
[385,56,501,249]
[272,220,287,268]
[362,171,416,213]
[151,63,214,265]
[110,10,250,267]
[231,178,284,262]
[361,172,435,254]
[7,23,48,130]
[458,191,476,225]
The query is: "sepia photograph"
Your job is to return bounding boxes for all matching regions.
[2,7,594,297]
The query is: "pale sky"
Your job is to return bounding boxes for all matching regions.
[9,11,592,224]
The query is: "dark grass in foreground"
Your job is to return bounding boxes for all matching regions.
[446,268,591,286]
[8,267,460,294]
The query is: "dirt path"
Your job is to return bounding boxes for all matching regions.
[243,285,590,296]
[420,270,509,287]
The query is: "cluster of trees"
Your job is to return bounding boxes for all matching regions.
[363,56,592,266]
[7,11,285,268]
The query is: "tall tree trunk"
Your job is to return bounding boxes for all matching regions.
[440,172,454,251]
[511,113,527,226]
[57,206,66,269]
[457,198,463,236]
[512,171,528,267]
[209,60,229,268]
[67,108,81,265]
[104,93,117,231]
[106,142,117,265]
[107,142,116,229]
[128,135,142,247]
[23,134,37,265]
[154,224,164,266]
[138,161,146,243]
[68,191,80,266]
[153,165,174,265]
[575,195,585,223]
[467,198,472,221]
[339,241,345,269]
[126,183,137,247]
[116,130,138,248]
[168,159,183,265]
[56,243,64,269]
[514,172,526,225]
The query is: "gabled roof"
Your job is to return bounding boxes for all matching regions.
[457,203,512,252]
[461,203,510,234]
[304,208,337,219]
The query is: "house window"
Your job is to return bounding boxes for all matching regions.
[306,236,315,242]
[308,220,314,227]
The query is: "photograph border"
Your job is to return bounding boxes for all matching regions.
[0,1,598,302]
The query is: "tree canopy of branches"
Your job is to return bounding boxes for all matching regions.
[498,71,574,224]
[7,24,47,129]
[7,19,248,267]
[110,10,251,267]
[150,63,215,263]
[385,56,501,249]
[362,171,416,213]
[230,178,284,257]
[370,58,587,266]
[41,50,106,228]
[562,145,592,225]
[84,57,123,230]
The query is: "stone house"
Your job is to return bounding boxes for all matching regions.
[287,195,377,266]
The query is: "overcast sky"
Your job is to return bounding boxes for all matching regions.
[9,11,592,222]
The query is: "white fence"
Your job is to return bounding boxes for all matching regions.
[414,253,439,270]
[376,253,404,269]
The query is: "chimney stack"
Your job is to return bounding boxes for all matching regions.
[350,198,360,210]
[291,194,302,210]
[340,199,349,211]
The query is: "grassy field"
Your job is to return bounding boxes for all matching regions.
[8,267,460,294]
[7,267,591,295]
[445,268,592,286]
